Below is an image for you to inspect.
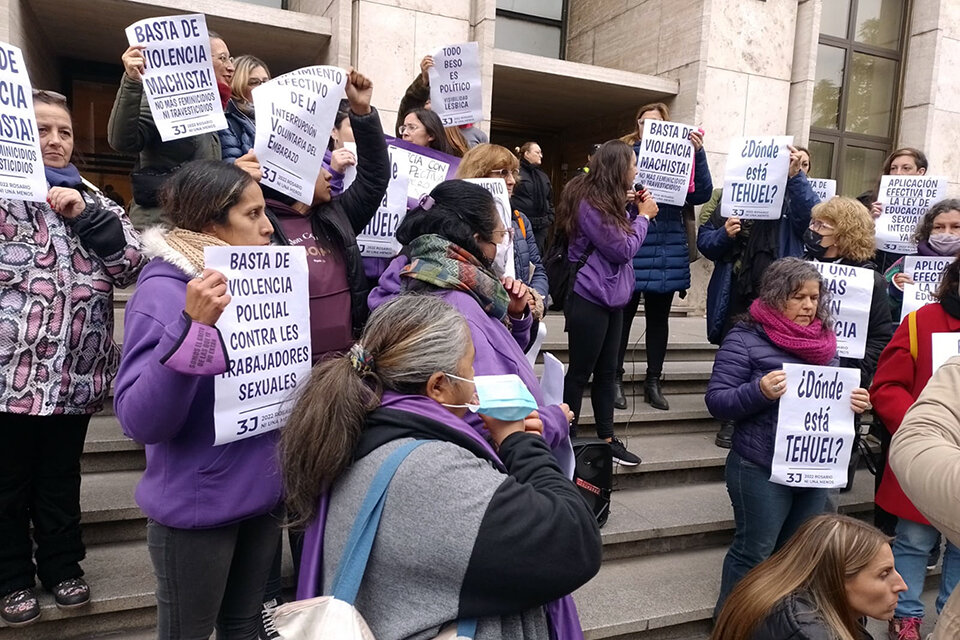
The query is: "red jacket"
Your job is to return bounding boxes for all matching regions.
[870,302,960,523]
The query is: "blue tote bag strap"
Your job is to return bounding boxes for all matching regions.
[457,618,478,638]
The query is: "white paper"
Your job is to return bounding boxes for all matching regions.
[400,146,451,202]
[358,147,409,258]
[808,178,836,203]
[900,282,938,322]
[875,175,948,254]
[205,246,312,446]
[428,42,482,127]
[464,177,516,279]
[540,351,565,406]
[771,363,860,489]
[904,256,953,291]
[721,136,793,220]
[0,42,46,201]
[253,66,347,205]
[814,262,874,359]
[635,120,695,207]
[931,333,960,373]
[340,140,358,192]
[525,322,547,366]
[125,14,226,142]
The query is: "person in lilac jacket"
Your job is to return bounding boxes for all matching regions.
[115,161,283,640]
[556,140,658,466]
[368,180,576,476]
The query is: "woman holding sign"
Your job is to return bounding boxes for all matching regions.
[868,148,930,274]
[220,55,270,162]
[706,258,871,614]
[870,258,960,639]
[115,160,283,640]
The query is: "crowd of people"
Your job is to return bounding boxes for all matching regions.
[2,26,960,640]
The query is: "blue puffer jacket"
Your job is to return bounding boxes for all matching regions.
[631,144,713,294]
[219,100,256,162]
[512,209,548,297]
[704,321,839,471]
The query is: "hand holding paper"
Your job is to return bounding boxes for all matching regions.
[185,269,230,326]
[47,187,86,219]
[235,150,262,182]
[121,45,146,81]
[850,387,871,413]
[760,369,787,400]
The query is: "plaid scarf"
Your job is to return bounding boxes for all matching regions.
[401,234,510,320]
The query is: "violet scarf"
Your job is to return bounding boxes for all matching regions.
[749,298,837,365]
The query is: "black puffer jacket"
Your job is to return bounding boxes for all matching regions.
[511,158,555,231]
[751,593,873,640]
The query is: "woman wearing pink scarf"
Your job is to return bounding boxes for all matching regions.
[704,257,872,615]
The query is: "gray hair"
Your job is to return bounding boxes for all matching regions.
[757,257,833,325]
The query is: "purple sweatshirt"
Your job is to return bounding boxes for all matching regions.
[568,200,648,309]
[369,257,575,476]
[114,252,282,529]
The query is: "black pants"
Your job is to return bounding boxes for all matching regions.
[147,508,281,640]
[617,290,675,378]
[264,528,304,602]
[564,292,622,440]
[0,413,89,595]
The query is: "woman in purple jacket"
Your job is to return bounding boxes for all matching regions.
[707,257,871,615]
[557,141,658,466]
[115,161,282,640]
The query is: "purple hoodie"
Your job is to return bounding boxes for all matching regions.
[369,256,575,476]
[114,242,282,529]
[568,200,648,309]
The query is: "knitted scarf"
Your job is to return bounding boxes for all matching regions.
[400,234,510,321]
[749,298,837,365]
[163,228,230,273]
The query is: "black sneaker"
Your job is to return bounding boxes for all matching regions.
[609,436,641,466]
[260,596,285,639]
[1,588,40,626]
[53,577,90,609]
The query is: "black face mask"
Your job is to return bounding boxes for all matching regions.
[803,228,828,259]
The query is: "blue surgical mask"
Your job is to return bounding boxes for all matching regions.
[442,373,537,421]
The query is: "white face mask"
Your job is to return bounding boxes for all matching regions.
[492,237,510,277]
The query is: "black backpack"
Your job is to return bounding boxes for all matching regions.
[571,438,612,527]
[543,235,595,311]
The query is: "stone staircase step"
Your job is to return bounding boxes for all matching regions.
[82,416,143,473]
[80,470,144,545]
[610,431,726,488]
[576,393,717,437]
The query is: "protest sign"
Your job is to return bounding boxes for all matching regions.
[814,262,873,359]
[387,137,460,208]
[340,140,358,191]
[540,352,565,406]
[904,256,953,290]
[0,41,46,201]
[771,363,860,489]
[253,66,347,205]
[931,333,960,373]
[125,14,226,142]
[635,120,695,207]
[722,136,793,220]
[875,175,948,254]
[428,42,482,127]
[358,147,409,258]
[808,178,836,203]
[464,177,516,279]
[205,246,312,446]
[900,282,938,322]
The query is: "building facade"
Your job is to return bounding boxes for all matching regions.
[3,0,957,309]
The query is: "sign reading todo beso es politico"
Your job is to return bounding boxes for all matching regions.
[875,175,948,254]
[635,120,696,207]
[428,42,482,127]
[204,246,312,446]
[771,363,859,489]
[125,14,226,142]
[0,41,46,202]
[722,136,793,220]
[253,66,348,205]
[814,262,873,360]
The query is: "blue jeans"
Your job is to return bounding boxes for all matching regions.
[892,518,960,618]
[714,449,829,616]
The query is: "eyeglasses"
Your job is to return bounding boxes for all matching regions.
[398,124,420,134]
[809,219,835,232]
[491,227,515,243]
[215,54,234,65]
[488,168,520,180]
[247,78,268,88]
[32,89,67,104]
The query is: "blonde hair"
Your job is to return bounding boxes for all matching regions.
[230,54,270,103]
[712,514,891,640]
[455,143,519,179]
[811,196,876,263]
[620,102,671,145]
[444,126,468,158]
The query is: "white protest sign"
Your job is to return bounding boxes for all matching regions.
[904,256,953,290]
[340,140,358,192]
[540,351,564,406]
[722,136,793,220]
[635,120,695,207]
[125,14,226,142]
[205,246,312,446]
[808,178,836,203]
[814,262,873,359]
[900,282,938,322]
[0,42,46,201]
[931,333,960,372]
[394,144,453,203]
[428,42,482,127]
[253,66,347,205]
[464,177,516,279]
[771,363,860,489]
[875,175,948,254]
[358,147,409,258]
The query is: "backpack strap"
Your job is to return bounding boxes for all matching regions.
[908,311,918,361]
